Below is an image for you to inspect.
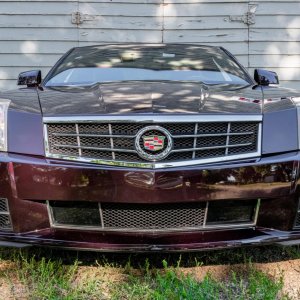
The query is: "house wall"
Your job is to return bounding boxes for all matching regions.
[0,0,299,90]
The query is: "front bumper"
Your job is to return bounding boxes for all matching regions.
[1,151,300,252]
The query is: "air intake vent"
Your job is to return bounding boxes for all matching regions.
[48,199,259,232]
[0,198,12,231]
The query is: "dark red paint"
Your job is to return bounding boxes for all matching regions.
[0,151,299,251]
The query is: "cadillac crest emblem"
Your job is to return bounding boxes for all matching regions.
[135,126,173,162]
[143,135,165,152]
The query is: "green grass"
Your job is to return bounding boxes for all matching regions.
[0,245,298,299]
[1,250,104,299]
[111,260,287,300]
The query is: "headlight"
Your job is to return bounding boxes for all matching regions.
[0,99,10,152]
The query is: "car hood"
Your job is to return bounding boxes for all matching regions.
[38,81,264,116]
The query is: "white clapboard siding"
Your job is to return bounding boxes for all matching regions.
[160,0,249,80]
[249,1,300,90]
[277,81,300,90]
[163,2,248,16]
[78,16,163,30]
[164,0,248,2]
[0,54,62,67]
[0,41,78,54]
[163,29,248,43]
[248,68,300,82]
[0,0,164,90]
[78,29,163,43]
[0,67,51,80]
[0,2,77,14]
[249,42,300,55]
[1,0,300,90]
[0,0,77,89]
[0,15,74,28]
[255,1,300,15]
[0,28,78,41]
[164,16,248,30]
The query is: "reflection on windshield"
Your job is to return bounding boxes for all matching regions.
[45,44,251,87]
[46,67,249,86]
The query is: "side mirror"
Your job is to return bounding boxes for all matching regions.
[254,69,279,86]
[17,70,42,87]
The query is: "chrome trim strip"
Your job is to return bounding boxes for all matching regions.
[49,223,256,233]
[257,123,262,157]
[46,152,260,169]
[53,144,137,153]
[172,142,253,153]
[51,132,254,139]
[53,142,253,153]
[225,122,231,156]
[253,199,261,225]
[0,212,9,216]
[75,124,82,157]
[108,124,115,160]
[46,200,55,228]
[192,123,198,159]
[173,132,254,138]
[43,124,50,155]
[53,133,136,138]
[98,203,104,228]
[44,115,262,123]
[203,201,209,227]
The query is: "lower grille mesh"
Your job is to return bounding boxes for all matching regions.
[49,200,258,232]
[0,198,12,231]
[102,203,206,230]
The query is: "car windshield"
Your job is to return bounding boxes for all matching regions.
[45,44,251,86]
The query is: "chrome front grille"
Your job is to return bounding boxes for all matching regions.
[48,199,259,232]
[0,198,12,231]
[44,116,261,168]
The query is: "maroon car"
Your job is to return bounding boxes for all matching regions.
[0,44,300,251]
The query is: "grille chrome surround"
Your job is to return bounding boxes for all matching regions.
[44,115,262,169]
[0,198,12,231]
[47,199,260,232]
